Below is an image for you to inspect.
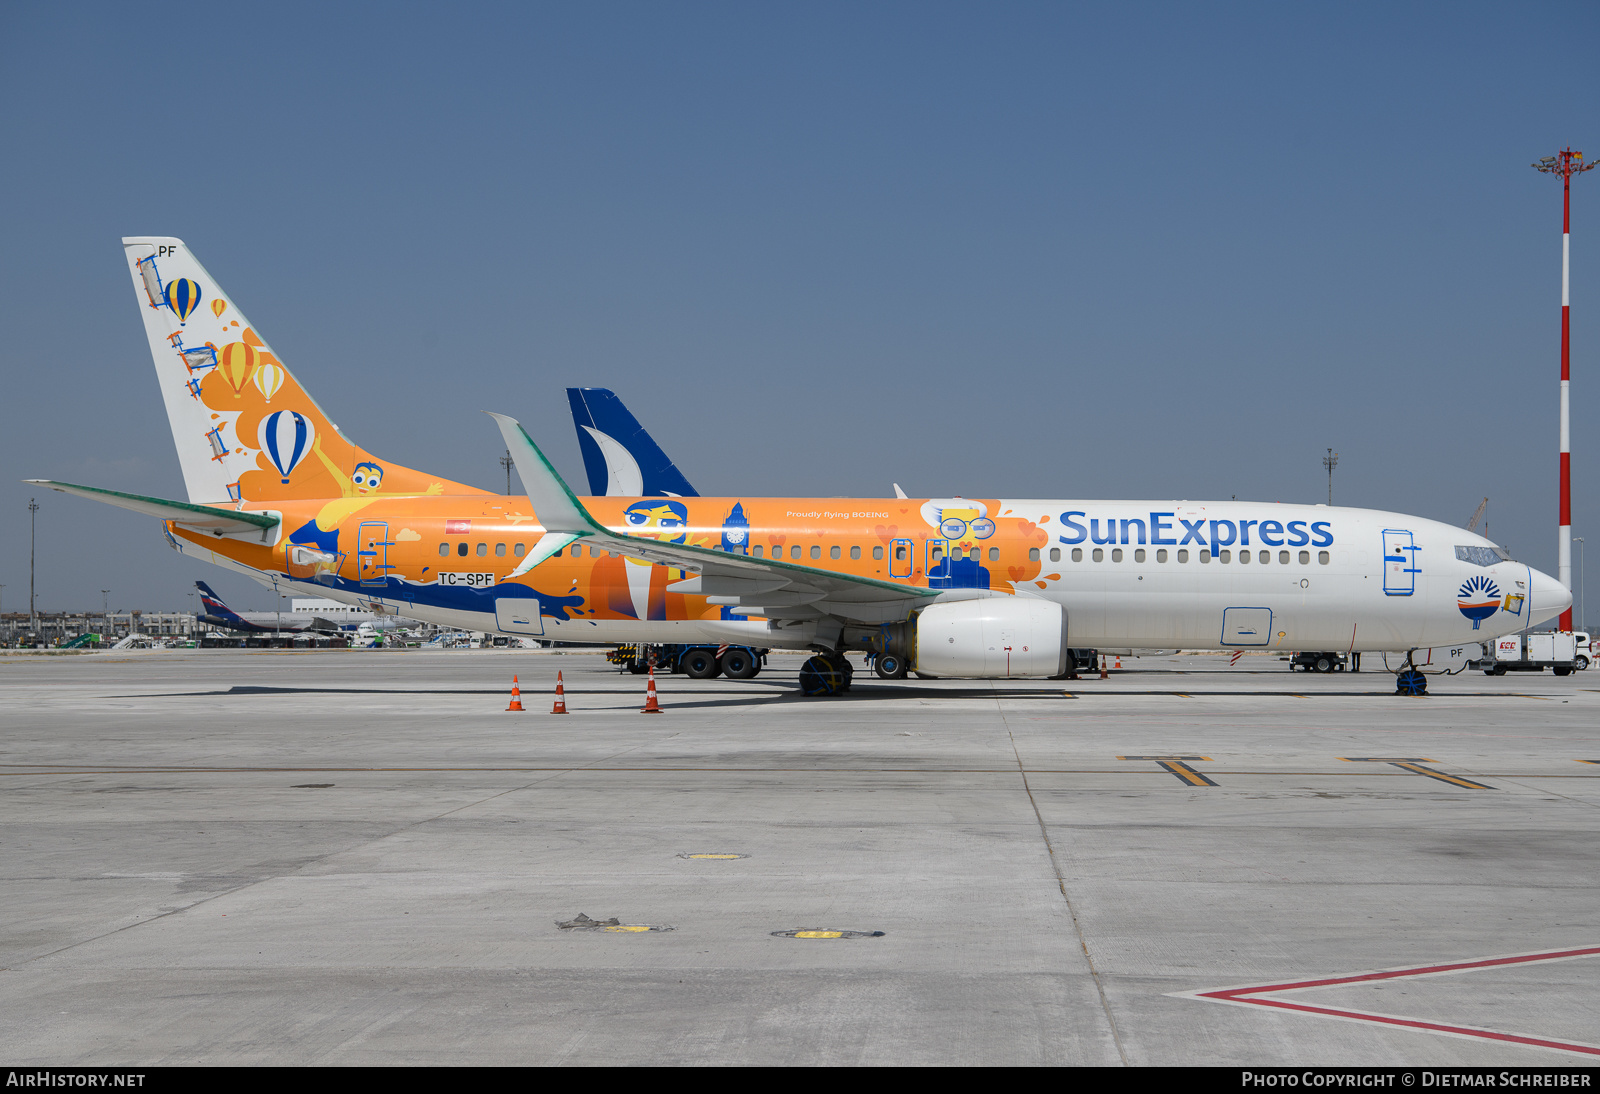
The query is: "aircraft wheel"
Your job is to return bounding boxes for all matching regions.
[720,649,759,679]
[875,652,909,679]
[1395,668,1427,696]
[682,649,721,679]
[798,655,846,696]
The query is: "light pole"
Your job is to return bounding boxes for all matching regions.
[499,449,515,494]
[1322,449,1339,506]
[1534,148,1594,631]
[1575,536,1586,633]
[29,498,39,634]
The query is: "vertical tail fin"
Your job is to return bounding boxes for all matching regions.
[122,237,473,504]
[565,387,699,497]
[194,581,246,625]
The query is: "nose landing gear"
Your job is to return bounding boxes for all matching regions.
[1395,651,1428,696]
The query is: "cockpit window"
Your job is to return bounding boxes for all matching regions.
[1455,546,1509,566]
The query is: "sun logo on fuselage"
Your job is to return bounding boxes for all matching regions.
[1457,574,1501,630]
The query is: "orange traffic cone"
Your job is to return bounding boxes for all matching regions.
[551,670,568,714]
[1114,655,1123,670]
[506,675,525,712]
[640,667,662,713]
[1099,656,1109,680]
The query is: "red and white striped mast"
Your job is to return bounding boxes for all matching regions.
[1534,148,1594,631]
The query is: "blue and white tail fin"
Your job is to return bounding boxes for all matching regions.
[194,581,247,626]
[565,387,699,497]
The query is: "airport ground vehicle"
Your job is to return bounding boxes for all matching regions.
[607,643,766,679]
[1287,650,1351,672]
[1477,632,1579,676]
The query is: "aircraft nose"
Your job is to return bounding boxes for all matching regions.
[1528,567,1572,625]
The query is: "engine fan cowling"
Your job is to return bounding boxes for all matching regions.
[914,598,1068,678]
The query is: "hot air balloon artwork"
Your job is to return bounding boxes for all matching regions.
[164,278,202,324]
[217,341,258,398]
[252,362,285,403]
[259,410,314,484]
[211,298,228,318]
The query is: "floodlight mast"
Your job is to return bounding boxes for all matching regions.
[1534,148,1594,631]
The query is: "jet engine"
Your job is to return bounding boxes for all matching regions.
[877,597,1069,678]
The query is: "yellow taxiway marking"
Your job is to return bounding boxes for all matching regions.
[793,931,845,939]
[1340,757,1494,789]
[1118,755,1217,787]
[603,925,653,932]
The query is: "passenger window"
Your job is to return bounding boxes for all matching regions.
[439,543,449,557]
[1049,548,1060,562]
[873,546,884,560]
[850,545,861,560]
[477,543,487,557]
[1134,548,1146,562]
[810,545,821,559]
[458,542,469,557]
[932,546,944,562]
[1259,550,1270,564]
[1178,549,1188,562]
[1219,550,1231,563]
[792,545,802,560]
[988,547,999,561]
[1092,548,1104,562]
[894,545,905,560]
[1299,550,1310,564]
[1278,550,1289,564]
[515,543,526,557]
[1029,547,1040,561]
[752,545,764,558]
[1156,549,1167,562]
[495,543,506,557]
[830,545,841,560]
[1112,548,1123,562]
[1071,548,1083,562]
[1318,551,1330,564]
[1239,550,1250,564]
[1200,549,1211,563]
[591,546,601,557]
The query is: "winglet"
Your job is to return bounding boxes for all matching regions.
[893,483,908,499]
[485,413,604,538]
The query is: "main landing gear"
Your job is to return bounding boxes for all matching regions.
[799,651,855,696]
[874,651,909,679]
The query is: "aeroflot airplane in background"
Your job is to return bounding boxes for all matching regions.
[26,238,1570,695]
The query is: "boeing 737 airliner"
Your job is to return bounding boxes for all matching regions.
[25,238,1570,695]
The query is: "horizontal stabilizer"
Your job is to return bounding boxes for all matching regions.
[24,480,279,539]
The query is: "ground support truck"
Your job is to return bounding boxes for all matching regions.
[607,643,767,680]
[1475,632,1579,676]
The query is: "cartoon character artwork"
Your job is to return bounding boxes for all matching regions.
[283,450,445,566]
[593,500,690,619]
[921,500,994,589]
[1457,575,1501,629]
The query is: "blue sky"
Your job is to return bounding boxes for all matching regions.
[1,2,1596,617]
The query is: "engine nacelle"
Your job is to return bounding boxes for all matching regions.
[911,598,1068,678]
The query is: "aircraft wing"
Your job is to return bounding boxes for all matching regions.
[24,480,280,540]
[488,414,936,623]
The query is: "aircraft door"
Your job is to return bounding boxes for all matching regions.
[889,538,914,579]
[357,521,392,587]
[1382,529,1418,596]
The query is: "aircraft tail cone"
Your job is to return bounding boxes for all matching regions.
[641,667,662,713]
[506,675,525,712]
[552,670,568,714]
[1099,656,1108,680]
